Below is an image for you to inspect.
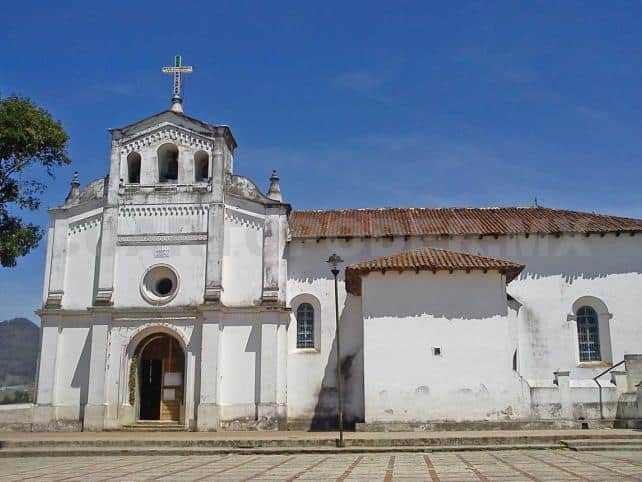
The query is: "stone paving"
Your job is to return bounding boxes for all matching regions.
[1,450,642,481]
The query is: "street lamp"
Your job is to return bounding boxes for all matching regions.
[327,253,345,448]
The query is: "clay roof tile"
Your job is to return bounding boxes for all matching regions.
[345,246,525,295]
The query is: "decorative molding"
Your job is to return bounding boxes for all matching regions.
[124,322,193,352]
[118,233,207,246]
[94,289,113,306]
[45,290,64,308]
[261,288,280,305]
[115,316,199,323]
[121,126,214,154]
[119,183,211,195]
[68,214,102,236]
[204,286,223,304]
[567,311,613,322]
[118,205,208,217]
[225,208,263,230]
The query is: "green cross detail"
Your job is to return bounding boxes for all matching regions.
[162,55,193,100]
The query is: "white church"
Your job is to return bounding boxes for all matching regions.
[21,58,642,432]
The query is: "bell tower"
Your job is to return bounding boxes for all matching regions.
[92,56,237,306]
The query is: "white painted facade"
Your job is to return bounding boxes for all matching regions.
[22,106,642,432]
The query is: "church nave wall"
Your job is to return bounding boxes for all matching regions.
[286,275,365,428]
[287,234,642,425]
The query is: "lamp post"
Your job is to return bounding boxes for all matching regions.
[327,253,345,448]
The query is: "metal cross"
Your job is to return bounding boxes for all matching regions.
[162,55,193,111]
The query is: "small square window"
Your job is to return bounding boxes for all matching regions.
[432,347,442,356]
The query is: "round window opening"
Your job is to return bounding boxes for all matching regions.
[141,265,179,305]
[156,278,174,296]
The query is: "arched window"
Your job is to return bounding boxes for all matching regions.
[157,143,179,183]
[577,306,601,362]
[194,150,209,182]
[296,303,315,349]
[127,152,141,184]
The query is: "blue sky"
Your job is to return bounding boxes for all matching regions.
[2,1,642,321]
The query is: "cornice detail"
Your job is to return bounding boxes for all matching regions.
[117,233,208,246]
[225,208,263,230]
[119,205,209,217]
[121,125,214,153]
[68,214,103,236]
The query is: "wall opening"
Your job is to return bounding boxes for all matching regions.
[291,294,322,352]
[127,152,141,184]
[157,143,179,183]
[572,296,613,364]
[135,333,185,422]
[194,150,209,182]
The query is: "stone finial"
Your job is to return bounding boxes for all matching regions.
[267,170,283,202]
[170,98,184,113]
[64,171,81,205]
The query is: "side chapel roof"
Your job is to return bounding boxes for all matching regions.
[345,246,525,295]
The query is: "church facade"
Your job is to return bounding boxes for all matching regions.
[28,95,642,432]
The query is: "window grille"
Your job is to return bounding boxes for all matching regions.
[296,303,315,349]
[577,306,601,362]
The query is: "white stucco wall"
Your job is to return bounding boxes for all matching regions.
[112,244,207,308]
[62,212,102,309]
[48,319,91,419]
[286,247,365,425]
[222,207,264,306]
[219,323,256,414]
[361,270,525,422]
[286,233,642,424]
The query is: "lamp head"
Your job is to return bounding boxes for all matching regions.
[327,253,344,270]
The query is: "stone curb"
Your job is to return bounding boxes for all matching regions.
[568,445,642,452]
[3,432,642,449]
[0,444,562,457]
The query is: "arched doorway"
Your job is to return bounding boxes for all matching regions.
[135,333,185,422]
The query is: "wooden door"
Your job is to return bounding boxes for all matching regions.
[139,359,162,420]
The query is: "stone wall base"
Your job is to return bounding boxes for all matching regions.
[355,419,616,432]
[613,418,642,429]
[0,404,81,432]
[83,404,107,431]
[197,403,221,431]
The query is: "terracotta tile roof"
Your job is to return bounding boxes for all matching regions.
[345,247,525,295]
[289,206,642,239]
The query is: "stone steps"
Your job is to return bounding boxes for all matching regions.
[571,444,642,452]
[0,443,560,458]
[562,438,642,451]
[119,425,185,432]
[117,421,186,432]
[3,429,642,456]
[3,432,642,449]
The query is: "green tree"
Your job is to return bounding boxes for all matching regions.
[0,95,71,267]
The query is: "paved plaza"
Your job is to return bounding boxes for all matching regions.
[1,450,642,481]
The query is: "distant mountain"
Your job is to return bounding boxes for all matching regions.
[0,318,40,387]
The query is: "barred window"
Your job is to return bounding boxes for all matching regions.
[577,306,601,362]
[296,303,315,349]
